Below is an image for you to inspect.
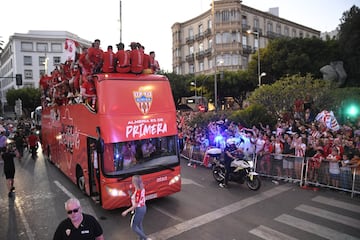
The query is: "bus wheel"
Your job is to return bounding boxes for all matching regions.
[77,170,86,193]
[46,145,51,161]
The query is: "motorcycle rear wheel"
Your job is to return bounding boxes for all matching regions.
[212,166,225,183]
[246,175,261,191]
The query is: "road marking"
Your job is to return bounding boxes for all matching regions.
[15,198,35,240]
[181,177,204,187]
[249,225,298,240]
[54,180,98,219]
[275,214,359,240]
[312,196,360,213]
[151,206,185,222]
[149,185,291,240]
[295,204,360,229]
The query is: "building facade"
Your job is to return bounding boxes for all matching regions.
[0,30,91,110]
[171,0,320,75]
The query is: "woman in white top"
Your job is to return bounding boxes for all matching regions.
[122,175,151,240]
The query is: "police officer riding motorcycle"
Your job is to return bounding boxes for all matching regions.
[213,138,261,191]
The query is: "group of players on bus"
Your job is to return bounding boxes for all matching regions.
[39,39,160,110]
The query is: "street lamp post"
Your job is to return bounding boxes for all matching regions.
[259,72,266,86]
[247,30,262,86]
[190,80,197,97]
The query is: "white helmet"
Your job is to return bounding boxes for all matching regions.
[226,138,236,146]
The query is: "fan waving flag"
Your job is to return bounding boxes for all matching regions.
[64,39,79,61]
[315,110,340,132]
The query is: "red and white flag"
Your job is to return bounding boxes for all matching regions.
[315,110,339,131]
[64,39,78,61]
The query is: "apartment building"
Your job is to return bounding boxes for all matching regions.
[171,0,320,75]
[0,30,91,109]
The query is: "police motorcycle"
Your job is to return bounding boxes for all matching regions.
[211,138,261,191]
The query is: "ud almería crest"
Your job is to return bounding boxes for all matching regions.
[133,88,153,114]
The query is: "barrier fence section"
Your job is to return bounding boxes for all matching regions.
[180,143,360,198]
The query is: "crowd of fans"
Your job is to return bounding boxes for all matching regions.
[177,105,360,191]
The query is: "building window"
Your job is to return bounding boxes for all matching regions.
[189,28,194,38]
[53,56,61,65]
[209,59,213,69]
[299,31,304,38]
[199,42,204,52]
[292,29,297,37]
[242,56,248,69]
[189,46,194,55]
[189,64,194,74]
[208,19,212,29]
[24,69,33,79]
[37,43,48,52]
[40,70,46,76]
[254,18,259,29]
[39,56,46,66]
[223,32,231,43]
[198,24,203,34]
[267,22,273,32]
[21,42,33,51]
[284,27,289,36]
[51,43,62,52]
[24,56,32,66]
[242,35,247,46]
[276,24,281,34]
[208,39,213,49]
[199,61,204,71]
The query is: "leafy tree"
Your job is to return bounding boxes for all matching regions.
[247,74,331,118]
[338,5,360,86]
[248,38,340,85]
[6,87,41,117]
[165,72,193,105]
[228,104,277,128]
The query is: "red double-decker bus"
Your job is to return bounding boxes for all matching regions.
[41,72,181,209]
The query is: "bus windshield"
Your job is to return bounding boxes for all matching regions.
[103,136,178,176]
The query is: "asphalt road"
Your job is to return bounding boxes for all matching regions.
[0,149,359,240]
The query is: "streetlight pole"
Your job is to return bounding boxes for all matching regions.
[247,30,261,86]
[256,32,261,86]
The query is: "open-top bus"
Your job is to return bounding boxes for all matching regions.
[41,72,181,209]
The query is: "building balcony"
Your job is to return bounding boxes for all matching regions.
[242,45,253,54]
[267,31,282,39]
[186,36,195,44]
[252,28,263,36]
[204,28,212,37]
[204,48,212,57]
[216,42,242,52]
[185,53,195,62]
[195,51,205,60]
[214,21,241,32]
[241,24,251,32]
[195,33,205,41]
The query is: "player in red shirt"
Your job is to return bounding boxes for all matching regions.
[87,39,104,73]
[115,43,130,73]
[149,51,160,73]
[102,45,115,73]
[129,42,144,74]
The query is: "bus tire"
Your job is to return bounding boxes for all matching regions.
[76,168,86,193]
[46,145,51,162]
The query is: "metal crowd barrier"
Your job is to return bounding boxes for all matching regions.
[181,142,360,197]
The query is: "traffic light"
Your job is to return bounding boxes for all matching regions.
[16,74,22,85]
[345,103,359,118]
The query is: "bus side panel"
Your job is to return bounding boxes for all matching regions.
[42,105,99,196]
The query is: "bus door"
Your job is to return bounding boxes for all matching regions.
[87,138,100,199]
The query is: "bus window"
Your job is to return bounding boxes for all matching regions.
[103,136,178,176]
